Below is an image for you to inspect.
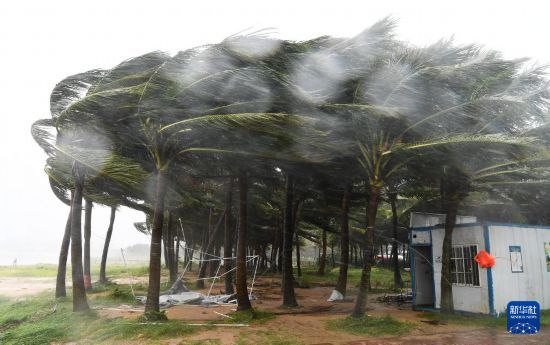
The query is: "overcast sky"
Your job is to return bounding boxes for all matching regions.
[0,0,548,265]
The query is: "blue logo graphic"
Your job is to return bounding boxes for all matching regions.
[507,301,540,334]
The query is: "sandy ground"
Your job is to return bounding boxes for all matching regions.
[2,273,549,344]
[0,277,60,298]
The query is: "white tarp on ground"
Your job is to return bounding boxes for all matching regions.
[327,289,344,302]
[136,292,239,308]
[159,292,204,307]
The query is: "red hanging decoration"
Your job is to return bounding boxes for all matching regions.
[474,250,495,268]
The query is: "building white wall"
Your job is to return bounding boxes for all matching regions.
[488,225,550,313]
[431,225,490,314]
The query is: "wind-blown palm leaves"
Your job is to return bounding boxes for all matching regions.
[308,20,549,316]
[32,69,152,309]
[32,18,550,317]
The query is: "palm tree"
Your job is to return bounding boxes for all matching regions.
[99,206,117,284]
[69,162,90,311]
[83,198,93,291]
[223,178,235,294]
[281,174,298,307]
[32,88,151,310]
[387,188,404,288]
[334,183,352,297]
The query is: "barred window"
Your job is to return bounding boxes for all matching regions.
[451,245,480,286]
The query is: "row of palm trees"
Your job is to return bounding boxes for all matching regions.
[32,18,550,318]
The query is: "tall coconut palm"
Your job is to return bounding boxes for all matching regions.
[99,206,117,284]
[83,198,93,291]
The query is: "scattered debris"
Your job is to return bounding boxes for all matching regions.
[327,290,354,302]
[213,310,233,318]
[376,292,413,306]
[136,292,256,308]
[327,290,344,302]
[161,278,189,295]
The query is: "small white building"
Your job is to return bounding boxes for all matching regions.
[409,213,550,315]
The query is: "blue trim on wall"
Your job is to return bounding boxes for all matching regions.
[410,229,436,309]
[483,224,495,316]
[410,238,416,306]
[430,231,436,307]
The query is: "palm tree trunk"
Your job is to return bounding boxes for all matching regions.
[440,199,458,314]
[99,206,116,284]
[293,199,302,277]
[199,209,212,274]
[83,198,92,291]
[335,184,351,296]
[403,244,407,268]
[175,226,180,276]
[210,236,221,277]
[55,211,72,298]
[351,184,380,318]
[281,174,298,307]
[353,243,361,266]
[70,163,90,312]
[389,192,404,288]
[163,214,170,269]
[318,228,327,275]
[295,230,301,277]
[331,241,336,268]
[236,169,252,310]
[145,170,168,314]
[188,226,195,272]
[167,212,177,283]
[224,178,234,294]
[196,210,225,288]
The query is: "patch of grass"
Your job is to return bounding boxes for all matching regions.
[132,281,172,295]
[237,330,304,345]
[0,264,59,277]
[92,264,150,278]
[0,264,149,278]
[93,318,194,341]
[0,291,197,344]
[327,315,414,336]
[224,309,274,324]
[298,267,411,292]
[86,282,138,307]
[0,296,10,305]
